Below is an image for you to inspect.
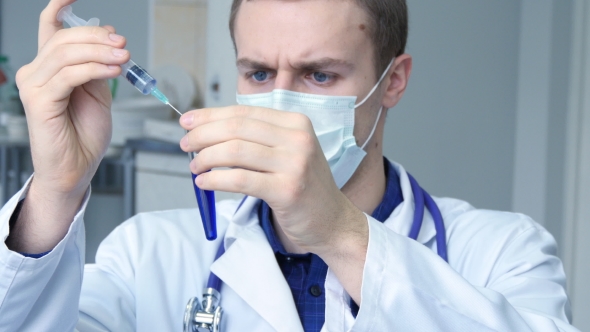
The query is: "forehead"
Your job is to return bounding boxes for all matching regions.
[233,0,372,66]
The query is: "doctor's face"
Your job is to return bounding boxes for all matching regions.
[233,0,386,137]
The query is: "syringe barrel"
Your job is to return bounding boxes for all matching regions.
[56,6,160,97]
[120,60,157,95]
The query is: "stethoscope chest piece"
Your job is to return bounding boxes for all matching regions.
[183,288,223,332]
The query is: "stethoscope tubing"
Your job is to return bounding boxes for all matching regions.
[407,173,448,262]
[407,174,425,241]
[207,244,225,290]
[423,186,448,261]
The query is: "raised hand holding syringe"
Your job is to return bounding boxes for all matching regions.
[57,5,182,116]
[56,5,218,241]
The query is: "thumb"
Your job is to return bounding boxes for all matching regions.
[38,0,78,51]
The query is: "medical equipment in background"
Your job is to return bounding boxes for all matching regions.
[0,55,23,137]
[107,98,170,157]
[183,174,448,331]
[56,5,218,241]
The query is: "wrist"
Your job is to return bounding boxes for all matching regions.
[314,200,369,261]
[312,202,369,305]
[30,172,92,201]
[5,178,88,254]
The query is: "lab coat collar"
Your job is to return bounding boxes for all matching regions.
[386,161,437,245]
[211,196,303,332]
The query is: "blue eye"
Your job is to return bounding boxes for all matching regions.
[312,72,329,83]
[253,71,269,82]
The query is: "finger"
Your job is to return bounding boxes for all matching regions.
[194,168,271,198]
[30,43,129,86]
[180,105,313,131]
[38,26,126,58]
[181,117,293,152]
[103,25,116,34]
[38,0,78,50]
[42,62,121,101]
[192,140,281,174]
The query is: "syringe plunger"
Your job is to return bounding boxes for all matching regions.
[57,5,99,27]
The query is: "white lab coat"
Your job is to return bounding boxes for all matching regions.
[0,162,578,331]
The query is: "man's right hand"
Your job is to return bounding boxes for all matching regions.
[5,0,130,254]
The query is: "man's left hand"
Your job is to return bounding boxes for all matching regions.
[179,105,367,256]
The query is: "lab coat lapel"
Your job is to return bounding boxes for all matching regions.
[386,162,436,245]
[211,196,303,332]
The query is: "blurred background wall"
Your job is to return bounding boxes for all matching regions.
[0,0,150,98]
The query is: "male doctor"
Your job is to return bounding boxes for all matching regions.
[0,0,579,331]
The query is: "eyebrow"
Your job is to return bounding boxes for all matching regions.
[236,58,271,71]
[292,57,355,72]
[236,57,354,72]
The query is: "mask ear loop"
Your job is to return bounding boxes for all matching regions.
[356,58,395,150]
[360,106,383,150]
[355,59,396,108]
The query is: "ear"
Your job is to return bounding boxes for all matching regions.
[381,54,412,109]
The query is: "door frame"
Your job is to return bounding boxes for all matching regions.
[563,0,590,329]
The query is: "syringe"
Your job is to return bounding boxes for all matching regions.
[56,5,218,241]
[56,5,181,116]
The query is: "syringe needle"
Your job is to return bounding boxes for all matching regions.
[167,103,182,116]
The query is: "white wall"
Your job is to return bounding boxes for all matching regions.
[205,0,236,108]
[385,0,522,211]
[0,0,150,99]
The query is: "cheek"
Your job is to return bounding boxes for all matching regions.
[352,98,383,143]
[236,78,249,94]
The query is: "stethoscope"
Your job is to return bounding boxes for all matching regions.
[183,173,447,332]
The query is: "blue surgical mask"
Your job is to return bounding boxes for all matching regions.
[236,60,394,188]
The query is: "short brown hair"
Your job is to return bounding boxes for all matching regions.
[228,0,408,80]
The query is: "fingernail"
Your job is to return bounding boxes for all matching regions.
[181,136,189,148]
[109,33,124,42]
[195,175,204,186]
[181,113,194,126]
[107,65,119,70]
[112,49,128,57]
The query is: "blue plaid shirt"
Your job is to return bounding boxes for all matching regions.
[258,158,403,332]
